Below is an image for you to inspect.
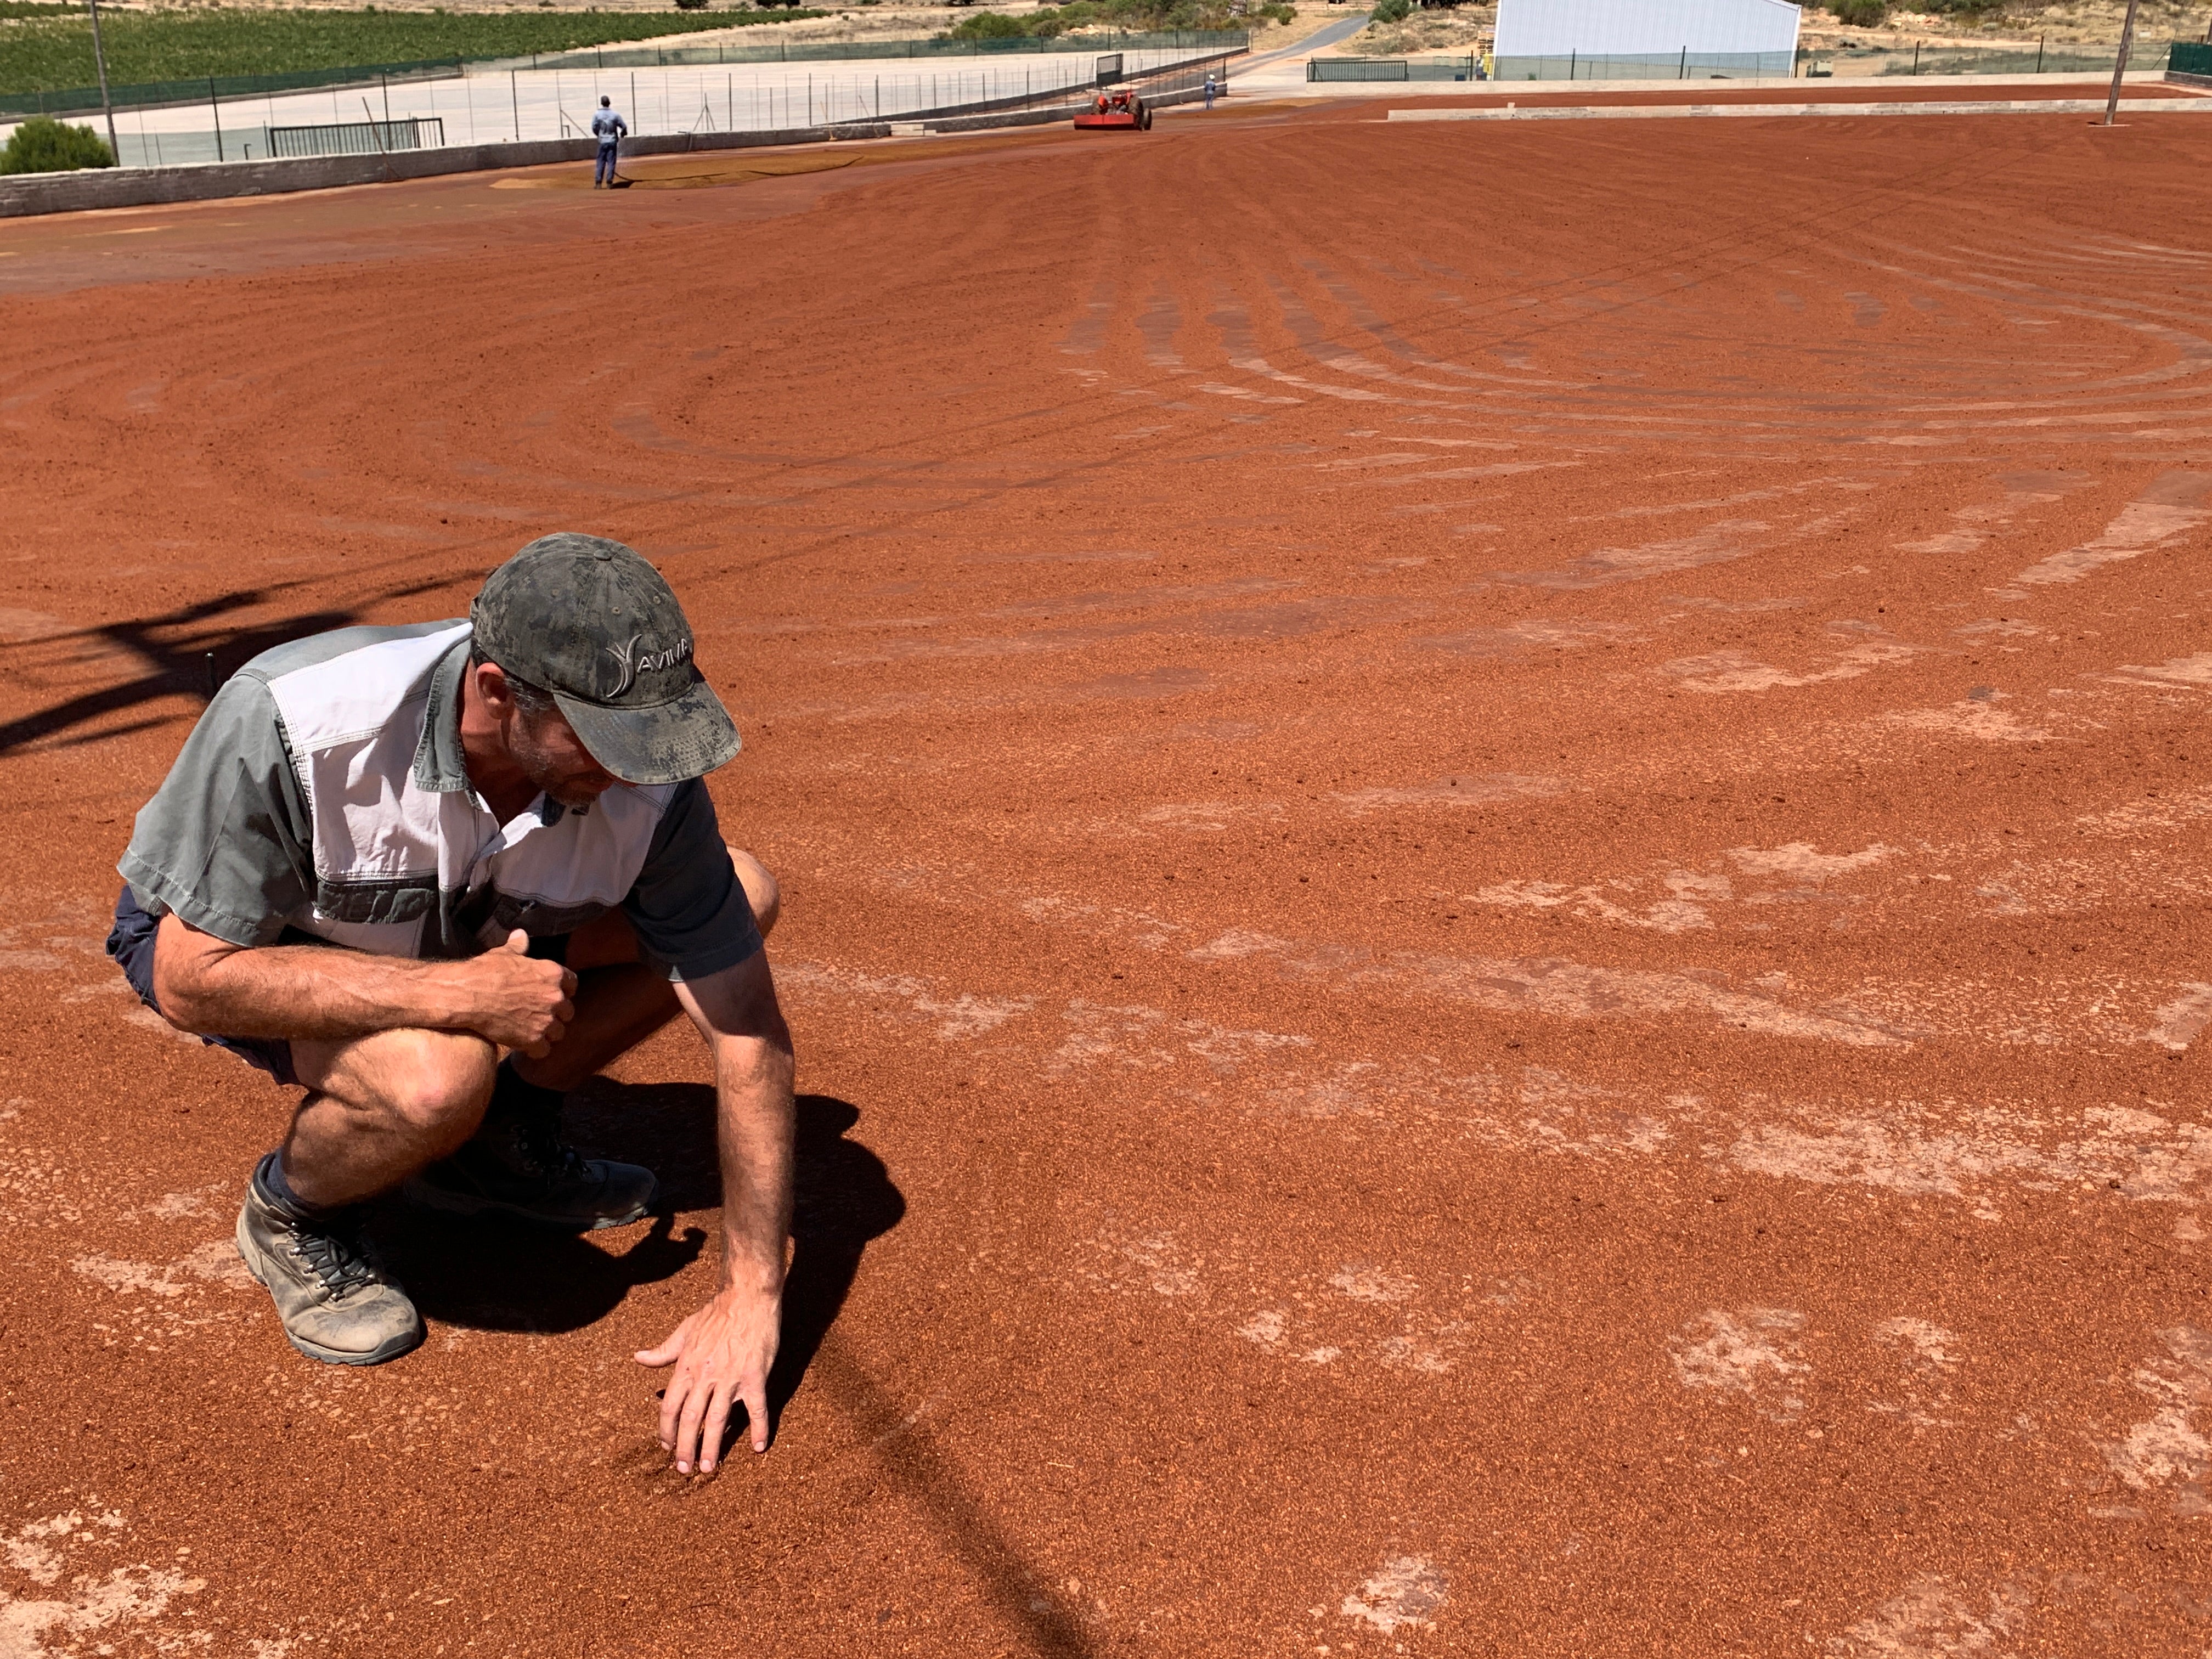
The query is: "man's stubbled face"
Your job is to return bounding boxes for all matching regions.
[505,705,622,810]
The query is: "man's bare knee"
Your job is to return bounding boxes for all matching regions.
[371,1030,498,1138]
[727,846,781,939]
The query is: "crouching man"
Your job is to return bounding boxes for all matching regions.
[107,534,789,1475]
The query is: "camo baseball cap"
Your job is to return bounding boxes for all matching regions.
[470,533,741,787]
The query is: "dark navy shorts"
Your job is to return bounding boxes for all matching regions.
[107,885,301,1086]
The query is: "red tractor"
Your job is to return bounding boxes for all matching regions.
[1074,87,1152,131]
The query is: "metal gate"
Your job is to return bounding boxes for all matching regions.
[266,116,444,159]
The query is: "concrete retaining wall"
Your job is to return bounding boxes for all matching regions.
[0,126,865,218]
[3,136,578,217]
[0,78,1234,217]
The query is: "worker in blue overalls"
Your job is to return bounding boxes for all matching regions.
[591,95,627,189]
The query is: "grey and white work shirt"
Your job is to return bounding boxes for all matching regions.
[119,620,760,977]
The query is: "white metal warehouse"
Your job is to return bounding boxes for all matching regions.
[1492,0,1803,77]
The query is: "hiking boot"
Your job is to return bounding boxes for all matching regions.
[405,1091,657,1232]
[234,1178,424,1367]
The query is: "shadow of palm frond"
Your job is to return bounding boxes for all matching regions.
[0,574,458,759]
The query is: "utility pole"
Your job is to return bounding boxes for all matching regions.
[85,0,119,163]
[2105,0,2143,125]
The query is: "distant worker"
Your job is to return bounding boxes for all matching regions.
[1204,72,1218,111]
[591,94,627,189]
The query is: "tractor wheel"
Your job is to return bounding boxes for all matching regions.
[1141,105,1153,129]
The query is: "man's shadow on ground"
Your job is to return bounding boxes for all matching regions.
[387,1088,903,1426]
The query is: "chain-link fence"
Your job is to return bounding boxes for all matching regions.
[821,45,1242,126]
[1334,38,2186,85]
[0,55,464,120]
[2,30,1249,121]
[530,29,1248,72]
[1841,38,2172,76]
[1407,38,2185,84]
[1491,49,1795,80]
[18,41,1246,166]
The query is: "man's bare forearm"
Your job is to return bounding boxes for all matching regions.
[642,959,796,1467]
[159,937,471,1040]
[712,1030,797,1296]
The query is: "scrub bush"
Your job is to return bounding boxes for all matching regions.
[0,114,115,173]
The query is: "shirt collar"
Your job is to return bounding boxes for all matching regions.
[412,635,575,824]
[413,634,475,794]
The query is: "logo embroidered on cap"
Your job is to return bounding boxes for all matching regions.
[603,634,693,697]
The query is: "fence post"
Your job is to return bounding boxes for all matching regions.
[2104,0,2141,123]
[2035,35,2044,73]
[381,72,390,125]
[1911,41,1920,74]
[1569,47,1576,79]
[1679,45,1686,78]
[209,77,223,160]
[511,68,519,140]
[86,0,120,165]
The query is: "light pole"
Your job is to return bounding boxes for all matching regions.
[2105,0,2143,125]
[85,0,119,164]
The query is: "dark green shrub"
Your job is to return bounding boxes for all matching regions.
[945,9,1028,36]
[674,0,710,10]
[1371,0,1414,22]
[0,115,115,174]
[1831,0,1888,24]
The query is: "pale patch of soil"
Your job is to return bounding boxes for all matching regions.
[1348,7,1495,57]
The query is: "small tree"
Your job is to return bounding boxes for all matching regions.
[1831,0,1888,24]
[1,117,117,176]
[1372,0,1414,22]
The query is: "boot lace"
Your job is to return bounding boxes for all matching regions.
[289,1218,381,1299]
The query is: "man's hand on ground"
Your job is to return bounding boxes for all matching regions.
[635,1283,782,1472]
[443,930,575,1055]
